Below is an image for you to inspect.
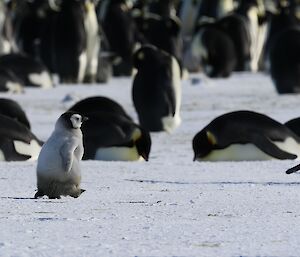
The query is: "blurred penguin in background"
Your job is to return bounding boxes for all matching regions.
[98,0,143,76]
[12,0,100,84]
[132,45,181,133]
[266,0,300,93]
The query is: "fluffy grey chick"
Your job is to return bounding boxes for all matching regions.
[35,111,88,199]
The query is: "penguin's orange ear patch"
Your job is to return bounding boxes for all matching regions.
[206,131,217,145]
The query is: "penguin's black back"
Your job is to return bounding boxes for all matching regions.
[68,96,132,121]
[0,98,30,129]
[205,111,300,148]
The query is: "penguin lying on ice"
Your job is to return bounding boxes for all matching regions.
[193,110,300,161]
[68,96,151,161]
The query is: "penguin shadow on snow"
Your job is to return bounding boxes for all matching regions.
[125,179,300,187]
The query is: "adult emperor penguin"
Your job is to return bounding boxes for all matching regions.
[192,110,300,161]
[68,97,150,161]
[74,111,151,161]
[0,114,42,161]
[132,44,181,133]
[35,111,88,199]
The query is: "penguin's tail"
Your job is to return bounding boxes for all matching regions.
[286,163,300,174]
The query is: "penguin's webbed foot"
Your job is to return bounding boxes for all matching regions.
[70,189,85,198]
[34,190,45,199]
[48,195,61,199]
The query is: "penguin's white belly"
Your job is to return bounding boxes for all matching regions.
[199,137,300,161]
[275,137,300,160]
[37,142,69,179]
[28,71,53,89]
[95,146,142,161]
[0,149,5,161]
[162,57,182,133]
[13,140,42,161]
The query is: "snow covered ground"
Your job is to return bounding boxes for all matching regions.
[1,72,300,256]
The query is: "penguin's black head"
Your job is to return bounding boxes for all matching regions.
[133,44,169,70]
[134,127,151,161]
[60,111,88,129]
[192,130,217,161]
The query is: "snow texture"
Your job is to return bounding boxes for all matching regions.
[1,72,300,256]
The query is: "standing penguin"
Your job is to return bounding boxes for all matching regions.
[35,111,88,199]
[132,45,181,133]
[190,21,237,77]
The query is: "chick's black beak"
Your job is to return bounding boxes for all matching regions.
[82,116,89,122]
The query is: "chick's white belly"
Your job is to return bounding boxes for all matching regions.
[37,146,64,176]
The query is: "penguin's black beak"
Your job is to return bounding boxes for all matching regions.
[82,116,89,122]
[141,152,149,162]
[193,155,197,162]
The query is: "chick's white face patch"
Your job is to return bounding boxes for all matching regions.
[70,114,83,129]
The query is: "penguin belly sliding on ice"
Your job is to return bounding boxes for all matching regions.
[192,110,300,162]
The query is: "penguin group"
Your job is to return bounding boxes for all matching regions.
[0,0,297,92]
[0,0,298,200]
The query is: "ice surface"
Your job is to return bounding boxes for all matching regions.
[1,72,300,256]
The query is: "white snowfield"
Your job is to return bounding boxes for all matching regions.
[1,73,300,256]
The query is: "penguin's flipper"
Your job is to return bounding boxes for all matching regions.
[286,164,300,174]
[60,142,77,172]
[164,84,176,116]
[251,134,297,160]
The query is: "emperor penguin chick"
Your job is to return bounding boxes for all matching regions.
[35,112,88,199]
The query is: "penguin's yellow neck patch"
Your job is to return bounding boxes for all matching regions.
[85,1,94,12]
[206,130,217,145]
[132,128,142,141]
